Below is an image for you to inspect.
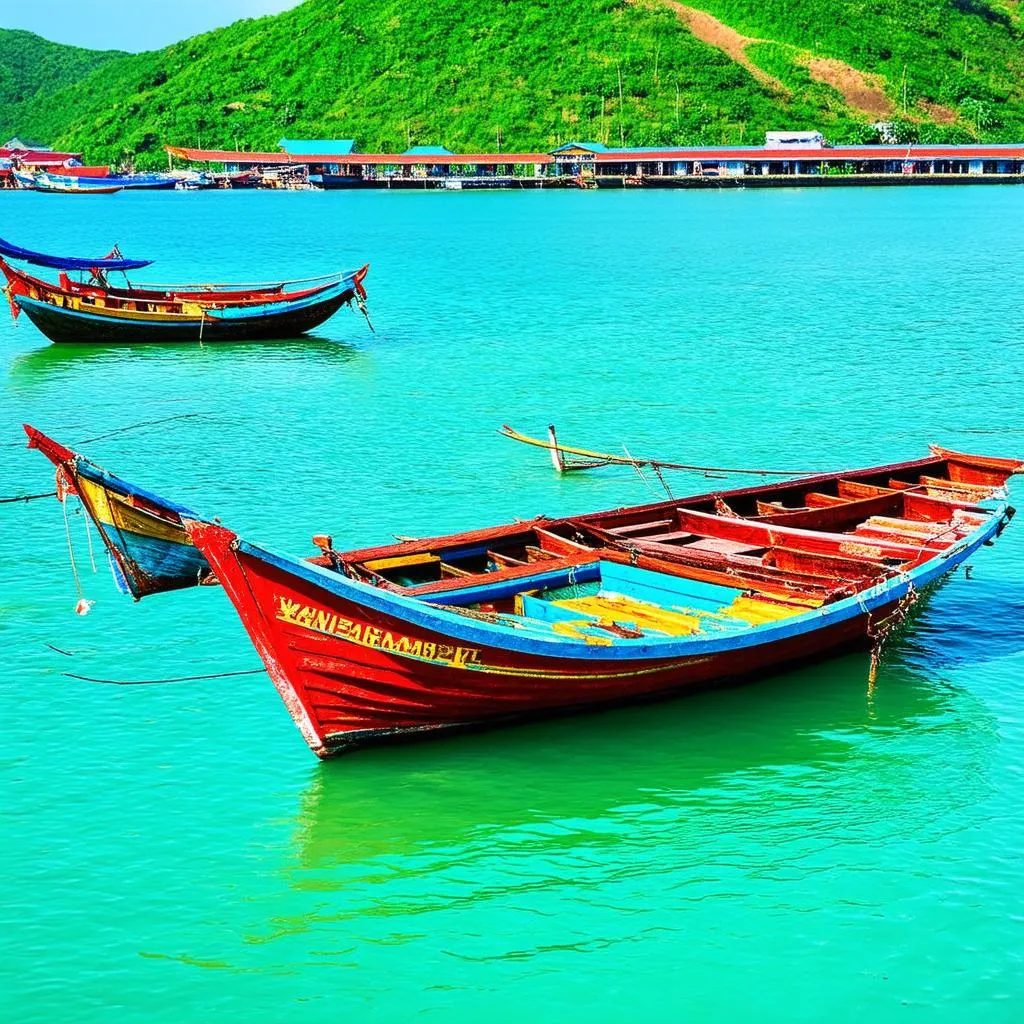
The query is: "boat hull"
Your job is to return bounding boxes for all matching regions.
[24,425,207,598]
[188,511,1005,758]
[14,289,353,343]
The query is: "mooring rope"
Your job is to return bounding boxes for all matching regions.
[63,668,266,686]
[1,412,204,450]
[0,490,57,504]
[76,412,203,445]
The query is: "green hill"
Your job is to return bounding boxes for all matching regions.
[0,29,125,140]
[3,0,1023,166]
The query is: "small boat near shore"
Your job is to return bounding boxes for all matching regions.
[14,170,177,192]
[24,425,1021,759]
[0,236,370,343]
[14,170,123,194]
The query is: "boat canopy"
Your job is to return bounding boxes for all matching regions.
[0,236,152,272]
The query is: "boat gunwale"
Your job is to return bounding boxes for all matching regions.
[206,507,1005,663]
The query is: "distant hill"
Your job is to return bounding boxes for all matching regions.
[3,0,1024,166]
[0,29,125,140]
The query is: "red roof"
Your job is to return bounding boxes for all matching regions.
[164,146,293,164]
[165,142,1024,168]
[0,148,83,164]
[336,153,553,165]
[594,145,1024,162]
[167,145,554,166]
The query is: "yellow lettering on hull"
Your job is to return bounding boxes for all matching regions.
[276,596,482,670]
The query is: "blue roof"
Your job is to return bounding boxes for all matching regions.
[279,139,356,155]
[403,145,454,156]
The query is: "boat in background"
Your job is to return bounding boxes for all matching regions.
[96,172,178,191]
[24,425,1021,758]
[14,171,123,194]
[14,170,178,192]
[0,235,370,343]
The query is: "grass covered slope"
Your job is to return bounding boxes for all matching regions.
[0,29,125,140]
[686,0,1024,140]
[8,0,831,163]
[4,0,1024,166]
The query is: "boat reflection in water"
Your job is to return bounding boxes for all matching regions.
[286,639,993,873]
[7,333,362,387]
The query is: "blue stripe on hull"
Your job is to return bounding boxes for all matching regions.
[235,504,1011,662]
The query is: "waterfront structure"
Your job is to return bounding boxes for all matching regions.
[165,136,1024,188]
[0,143,111,187]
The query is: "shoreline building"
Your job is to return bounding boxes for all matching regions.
[0,140,112,187]
[165,133,1024,189]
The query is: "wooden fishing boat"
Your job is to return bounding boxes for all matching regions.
[24,426,209,598]
[14,171,124,194]
[92,173,178,191]
[0,236,370,343]
[24,425,1021,758]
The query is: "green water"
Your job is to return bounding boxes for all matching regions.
[2,187,1023,1021]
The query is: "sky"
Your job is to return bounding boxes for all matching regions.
[2,0,303,52]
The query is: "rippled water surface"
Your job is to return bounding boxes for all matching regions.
[2,187,1023,1021]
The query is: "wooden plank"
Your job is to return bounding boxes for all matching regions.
[524,545,558,562]
[673,507,925,562]
[605,519,674,537]
[837,480,895,499]
[641,530,697,544]
[903,491,985,522]
[488,550,526,569]
[363,552,440,572]
[767,546,884,581]
[804,492,847,507]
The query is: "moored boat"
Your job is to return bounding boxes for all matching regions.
[24,426,1021,758]
[0,236,370,343]
[14,170,123,194]
[24,426,209,598]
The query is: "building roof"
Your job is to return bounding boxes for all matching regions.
[279,138,356,155]
[0,147,83,164]
[593,144,1024,162]
[165,141,1024,169]
[165,146,293,164]
[166,145,552,165]
[351,152,552,165]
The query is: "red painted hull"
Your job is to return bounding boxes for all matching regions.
[192,522,882,757]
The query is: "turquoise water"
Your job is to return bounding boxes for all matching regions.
[2,187,1023,1021]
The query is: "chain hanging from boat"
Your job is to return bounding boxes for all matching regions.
[866,581,920,686]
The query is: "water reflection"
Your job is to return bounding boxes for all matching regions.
[903,577,1024,670]
[7,334,362,385]
[288,650,992,875]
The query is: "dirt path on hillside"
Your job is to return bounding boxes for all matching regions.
[804,58,893,117]
[659,1,786,92]
[659,2,911,121]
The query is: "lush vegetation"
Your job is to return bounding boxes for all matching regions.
[3,0,1024,166]
[699,0,1024,141]
[0,29,124,141]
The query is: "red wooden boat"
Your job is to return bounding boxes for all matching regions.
[0,236,370,343]
[24,426,1021,759]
